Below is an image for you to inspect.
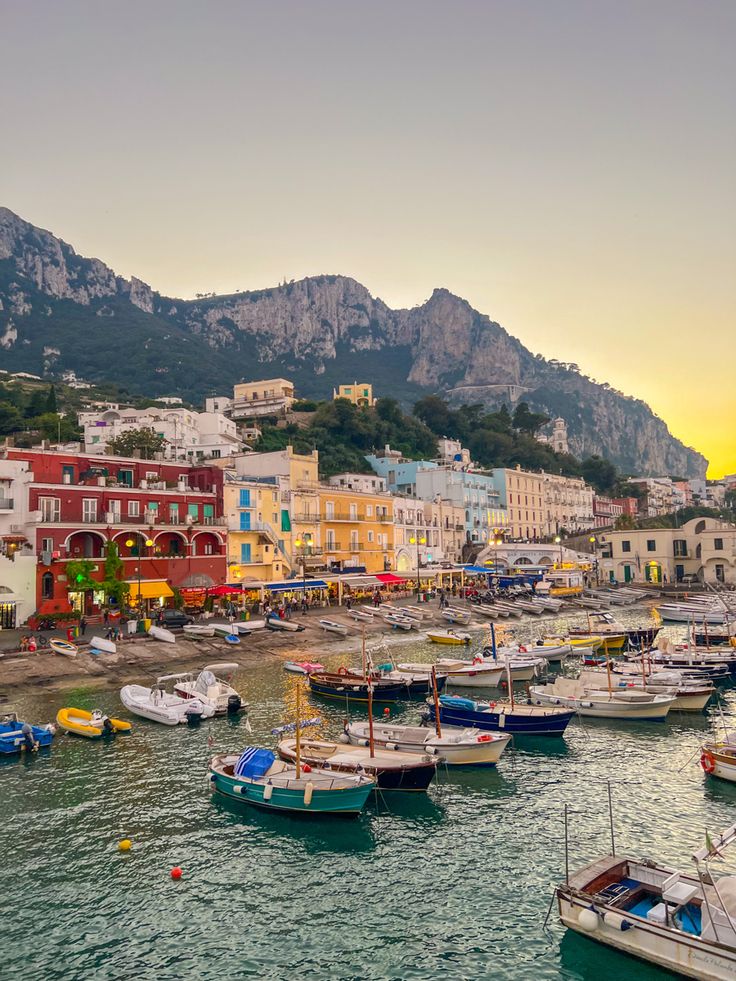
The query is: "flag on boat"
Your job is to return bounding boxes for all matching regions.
[271,717,321,735]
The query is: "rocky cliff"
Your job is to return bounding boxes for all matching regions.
[0,207,707,477]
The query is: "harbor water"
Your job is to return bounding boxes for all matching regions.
[2,609,735,980]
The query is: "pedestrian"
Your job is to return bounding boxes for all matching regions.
[301,595,308,615]
[79,616,87,636]
[103,609,110,627]
[346,595,352,611]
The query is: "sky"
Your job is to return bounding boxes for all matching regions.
[1,0,734,477]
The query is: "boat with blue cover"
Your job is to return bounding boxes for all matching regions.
[427,694,575,737]
[0,712,55,754]
[208,747,375,815]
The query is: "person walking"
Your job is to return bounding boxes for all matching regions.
[103,609,110,627]
[79,616,87,636]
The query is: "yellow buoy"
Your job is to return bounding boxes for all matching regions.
[118,839,132,852]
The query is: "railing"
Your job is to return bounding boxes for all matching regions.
[323,542,342,552]
[294,513,321,522]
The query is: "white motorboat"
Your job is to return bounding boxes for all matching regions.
[89,635,116,654]
[426,629,471,645]
[148,625,177,643]
[173,663,245,715]
[183,623,216,638]
[557,820,736,980]
[609,665,715,711]
[343,720,510,766]
[319,619,349,637]
[529,676,675,720]
[500,642,572,665]
[120,677,215,725]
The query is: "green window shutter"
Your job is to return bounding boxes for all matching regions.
[203,504,214,518]
[281,509,291,532]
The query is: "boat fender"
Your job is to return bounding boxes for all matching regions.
[360,738,370,747]
[304,782,314,806]
[338,732,350,744]
[603,912,633,932]
[426,745,437,754]
[498,714,506,729]
[208,773,216,784]
[338,666,348,676]
[578,908,599,932]
[701,750,716,774]
[235,784,247,795]
[263,783,273,801]
[519,645,527,653]
[302,764,312,773]
[386,742,398,751]
[581,701,593,709]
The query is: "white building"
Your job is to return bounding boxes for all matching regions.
[628,477,676,517]
[0,458,37,625]
[537,417,570,455]
[541,472,595,536]
[327,472,388,495]
[79,406,242,461]
[392,496,466,572]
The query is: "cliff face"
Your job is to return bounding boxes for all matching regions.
[0,207,707,477]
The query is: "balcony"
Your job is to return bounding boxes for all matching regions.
[294,512,321,522]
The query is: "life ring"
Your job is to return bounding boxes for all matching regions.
[338,666,348,676]
[700,750,716,774]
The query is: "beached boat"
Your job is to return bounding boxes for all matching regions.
[344,720,510,766]
[183,623,216,638]
[700,737,736,783]
[120,676,215,725]
[347,609,375,622]
[557,821,736,980]
[89,635,116,654]
[49,638,78,657]
[0,712,55,754]
[277,736,439,791]
[173,663,245,714]
[265,615,305,632]
[284,660,325,675]
[308,671,409,703]
[427,694,575,737]
[529,675,675,720]
[384,614,415,630]
[209,748,374,814]
[441,607,472,625]
[426,629,471,645]
[56,707,131,738]
[236,619,267,633]
[319,619,349,637]
[473,604,503,619]
[148,624,177,643]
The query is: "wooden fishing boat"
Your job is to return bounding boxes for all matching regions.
[347,609,375,622]
[308,671,409,703]
[0,712,55,754]
[398,657,503,688]
[277,737,439,791]
[557,821,736,980]
[384,614,415,630]
[529,676,675,720]
[50,638,78,657]
[284,660,325,675]
[426,629,471,645]
[344,720,510,766]
[56,707,131,738]
[500,642,572,665]
[348,664,447,699]
[209,749,374,814]
[609,664,715,711]
[700,737,736,783]
[441,607,472,625]
[427,694,575,737]
[148,625,176,643]
[173,663,245,714]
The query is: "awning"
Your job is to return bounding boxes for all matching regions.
[375,573,408,584]
[209,584,244,596]
[462,565,496,574]
[266,579,328,593]
[340,575,380,588]
[127,580,175,600]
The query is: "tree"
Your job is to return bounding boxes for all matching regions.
[108,427,166,459]
[45,385,58,414]
[413,395,453,435]
[32,412,80,442]
[101,541,129,606]
[0,401,24,436]
[512,402,550,435]
[581,455,619,495]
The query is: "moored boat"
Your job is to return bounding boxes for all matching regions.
[56,707,131,738]
[308,671,409,703]
[343,720,510,766]
[284,660,325,675]
[209,748,374,815]
[427,694,575,737]
[120,676,215,725]
[426,629,471,645]
[173,663,245,714]
[277,737,439,791]
[529,676,675,720]
[0,712,55,754]
[700,737,736,783]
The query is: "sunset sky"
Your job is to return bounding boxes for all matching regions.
[2,1,734,476]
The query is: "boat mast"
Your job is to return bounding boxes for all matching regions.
[605,651,613,697]
[431,667,442,738]
[367,674,375,758]
[295,681,302,779]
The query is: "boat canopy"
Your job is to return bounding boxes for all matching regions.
[195,670,216,694]
[235,747,276,779]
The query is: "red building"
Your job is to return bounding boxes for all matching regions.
[592,496,624,528]
[612,496,639,518]
[7,448,227,616]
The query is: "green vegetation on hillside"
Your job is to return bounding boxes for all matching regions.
[0,380,80,444]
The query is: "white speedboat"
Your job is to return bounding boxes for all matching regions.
[173,663,245,714]
[557,821,736,979]
[183,623,216,638]
[344,720,510,766]
[319,619,349,637]
[120,677,215,725]
[529,676,675,720]
[148,625,176,643]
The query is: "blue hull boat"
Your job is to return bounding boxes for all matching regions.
[0,714,55,755]
[427,695,575,737]
[308,673,410,704]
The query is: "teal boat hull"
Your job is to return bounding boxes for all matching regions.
[210,769,372,816]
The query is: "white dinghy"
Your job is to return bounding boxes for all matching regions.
[120,676,215,725]
[148,625,176,643]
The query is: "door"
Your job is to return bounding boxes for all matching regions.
[623,565,632,583]
[239,511,251,531]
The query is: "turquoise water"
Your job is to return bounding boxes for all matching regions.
[2,610,736,981]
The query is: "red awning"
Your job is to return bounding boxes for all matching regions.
[209,584,244,596]
[375,573,408,584]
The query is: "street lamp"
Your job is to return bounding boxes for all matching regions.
[125,535,154,616]
[589,535,598,585]
[294,537,308,604]
[409,535,426,601]
[554,535,562,569]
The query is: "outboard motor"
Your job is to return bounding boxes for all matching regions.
[185,699,205,726]
[227,694,242,715]
[103,717,115,735]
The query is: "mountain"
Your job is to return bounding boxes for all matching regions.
[0,207,706,477]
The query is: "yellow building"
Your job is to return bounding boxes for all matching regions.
[231,378,295,419]
[333,382,375,407]
[318,483,394,573]
[223,474,287,583]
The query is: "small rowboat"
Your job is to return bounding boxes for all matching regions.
[0,713,55,754]
[56,707,131,738]
[699,737,736,782]
[89,635,116,654]
[148,625,176,643]
[319,619,349,637]
[277,737,440,791]
[427,629,471,645]
[344,720,511,767]
[50,638,78,657]
[183,624,216,638]
[223,633,240,645]
[265,616,305,632]
[284,660,325,675]
[347,609,374,622]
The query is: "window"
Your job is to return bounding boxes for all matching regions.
[41,571,54,599]
[62,465,75,484]
[714,538,724,551]
[203,542,213,556]
[240,543,252,563]
[128,500,140,517]
[203,504,214,523]
[108,500,121,521]
[82,498,98,523]
[349,503,358,520]
[145,472,158,481]
[621,540,631,553]
[41,537,53,553]
[367,530,374,543]
[366,505,373,517]
[673,539,688,557]
[239,511,251,531]
[169,503,179,523]
[187,504,198,520]
[646,540,656,552]
[39,497,60,522]
[239,488,251,508]
[715,564,725,583]
[117,469,133,487]
[325,501,335,519]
